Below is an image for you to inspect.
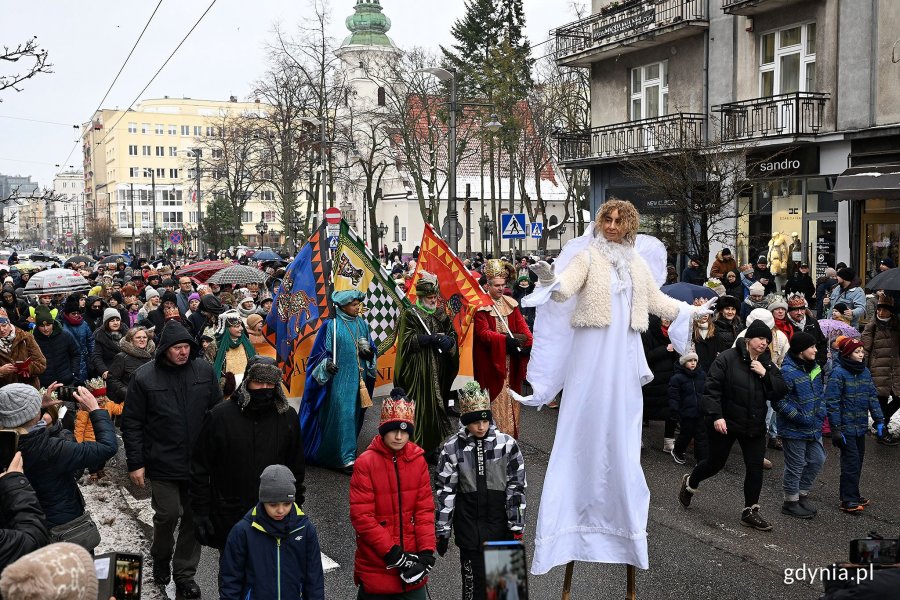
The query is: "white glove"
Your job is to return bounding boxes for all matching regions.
[529,260,555,286]
[693,296,718,319]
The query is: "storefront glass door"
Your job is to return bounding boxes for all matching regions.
[863,223,900,282]
[806,217,836,281]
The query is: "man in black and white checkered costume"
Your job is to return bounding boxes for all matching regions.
[434,381,527,600]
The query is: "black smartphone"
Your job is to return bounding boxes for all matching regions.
[849,538,899,564]
[0,430,19,470]
[113,553,142,599]
[483,540,529,600]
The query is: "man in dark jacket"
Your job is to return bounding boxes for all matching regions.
[31,306,80,388]
[0,451,49,572]
[753,256,777,295]
[782,263,816,304]
[0,286,30,330]
[815,268,838,319]
[7,383,117,531]
[680,256,706,285]
[190,356,306,554]
[122,320,222,598]
[678,320,788,531]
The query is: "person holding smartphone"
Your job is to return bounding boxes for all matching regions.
[0,450,49,571]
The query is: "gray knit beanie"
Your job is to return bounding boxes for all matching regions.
[102,308,121,326]
[0,383,41,428]
[145,287,160,300]
[259,464,296,503]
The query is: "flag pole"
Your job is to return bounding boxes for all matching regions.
[561,562,574,600]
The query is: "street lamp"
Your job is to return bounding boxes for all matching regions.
[255,218,268,249]
[558,223,567,252]
[377,221,388,259]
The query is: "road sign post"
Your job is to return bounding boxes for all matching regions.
[500,213,527,240]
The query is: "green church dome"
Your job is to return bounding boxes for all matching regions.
[343,0,395,48]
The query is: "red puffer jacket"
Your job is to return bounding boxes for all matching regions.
[350,435,436,596]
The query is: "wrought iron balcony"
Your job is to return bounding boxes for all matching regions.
[715,92,830,142]
[721,0,809,17]
[557,113,706,166]
[555,0,708,67]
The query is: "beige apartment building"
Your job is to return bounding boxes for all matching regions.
[81,97,281,254]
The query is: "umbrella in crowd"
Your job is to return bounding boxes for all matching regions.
[64,254,95,267]
[176,260,231,283]
[97,254,128,266]
[10,261,43,273]
[864,267,900,292]
[21,268,91,297]
[817,319,861,340]
[660,282,719,303]
[207,264,267,285]
[249,249,283,262]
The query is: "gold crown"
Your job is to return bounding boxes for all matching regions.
[483,259,515,282]
[457,381,491,415]
[379,396,416,427]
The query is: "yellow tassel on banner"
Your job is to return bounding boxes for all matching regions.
[359,378,373,408]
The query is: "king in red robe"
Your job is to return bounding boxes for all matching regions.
[473,259,533,438]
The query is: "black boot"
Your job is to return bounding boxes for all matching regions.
[781,500,814,519]
[798,495,817,514]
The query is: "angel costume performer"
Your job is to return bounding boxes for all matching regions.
[518,200,708,573]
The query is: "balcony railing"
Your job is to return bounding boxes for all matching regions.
[557,113,705,165]
[555,0,708,66]
[715,92,829,142]
[721,0,807,16]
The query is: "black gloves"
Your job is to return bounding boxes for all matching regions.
[193,515,215,547]
[831,430,846,449]
[401,551,435,584]
[358,345,375,361]
[435,335,454,352]
[325,359,339,375]
[416,334,436,347]
[436,536,450,557]
[384,545,417,570]
[505,336,521,354]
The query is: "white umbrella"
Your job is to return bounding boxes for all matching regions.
[22,268,92,296]
[206,264,267,285]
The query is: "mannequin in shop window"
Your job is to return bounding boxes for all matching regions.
[767,232,789,279]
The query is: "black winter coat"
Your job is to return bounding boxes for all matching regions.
[91,328,124,376]
[815,277,837,318]
[0,289,30,330]
[32,323,80,387]
[753,267,777,295]
[83,295,107,332]
[122,321,223,481]
[107,339,155,403]
[680,265,705,285]
[668,363,707,419]
[783,273,816,303]
[18,413,118,526]
[694,329,729,373]
[641,316,678,420]
[701,339,788,437]
[713,315,743,349]
[0,471,50,572]
[189,383,305,550]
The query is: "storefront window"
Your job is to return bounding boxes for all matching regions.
[806,177,838,213]
[864,223,900,281]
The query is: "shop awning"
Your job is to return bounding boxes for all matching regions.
[833,164,900,200]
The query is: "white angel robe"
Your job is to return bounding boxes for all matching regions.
[519,233,693,574]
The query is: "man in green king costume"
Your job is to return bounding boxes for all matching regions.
[394,270,459,462]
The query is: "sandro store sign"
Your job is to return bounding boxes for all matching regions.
[748,146,819,178]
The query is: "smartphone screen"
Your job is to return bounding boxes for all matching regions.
[0,430,18,469]
[483,541,528,600]
[849,539,899,564]
[114,553,142,599]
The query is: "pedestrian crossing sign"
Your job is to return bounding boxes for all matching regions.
[501,213,527,239]
[530,222,543,239]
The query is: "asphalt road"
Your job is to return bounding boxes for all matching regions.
[183,400,899,600]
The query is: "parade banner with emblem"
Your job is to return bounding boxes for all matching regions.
[264,223,331,399]
[331,220,411,396]
[407,224,492,387]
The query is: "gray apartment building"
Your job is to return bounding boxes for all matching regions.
[553,0,900,284]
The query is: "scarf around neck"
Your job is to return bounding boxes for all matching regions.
[0,328,17,354]
[213,332,255,379]
[839,354,865,374]
[592,235,635,292]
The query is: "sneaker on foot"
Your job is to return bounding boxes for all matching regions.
[671,449,686,465]
[857,497,870,507]
[740,505,773,531]
[762,457,773,469]
[798,495,818,514]
[839,501,864,513]
[662,438,675,453]
[176,579,202,599]
[678,473,694,508]
[781,500,815,519]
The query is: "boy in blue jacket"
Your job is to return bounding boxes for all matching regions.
[667,352,708,465]
[825,338,886,513]
[219,465,324,600]
[772,332,826,519]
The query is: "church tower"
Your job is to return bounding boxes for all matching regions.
[335,0,401,111]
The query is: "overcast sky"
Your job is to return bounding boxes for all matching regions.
[0,0,584,188]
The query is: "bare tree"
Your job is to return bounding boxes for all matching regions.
[0,37,52,99]
[85,218,114,252]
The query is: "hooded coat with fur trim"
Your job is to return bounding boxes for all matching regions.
[861,315,900,398]
[709,251,738,280]
[550,244,683,331]
[189,379,306,550]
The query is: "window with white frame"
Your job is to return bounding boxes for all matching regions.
[759,23,816,96]
[193,126,202,136]
[242,211,254,222]
[161,211,183,226]
[260,191,274,202]
[142,145,151,156]
[128,145,138,156]
[262,210,276,222]
[155,168,165,178]
[206,126,216,137]
[181,125,190,136]
[630,61,668,120]
[156,146,164,157]
[141,123,150,134]
[169,168,179,179]
[155,124,164,135]
[129,167,140,177]
[168,124,177,135]
[169,146,178,157]
[128,123,137,134]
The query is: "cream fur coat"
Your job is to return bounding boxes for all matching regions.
[550,243,683,332]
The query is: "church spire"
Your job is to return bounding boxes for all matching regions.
[343,0,395,48]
